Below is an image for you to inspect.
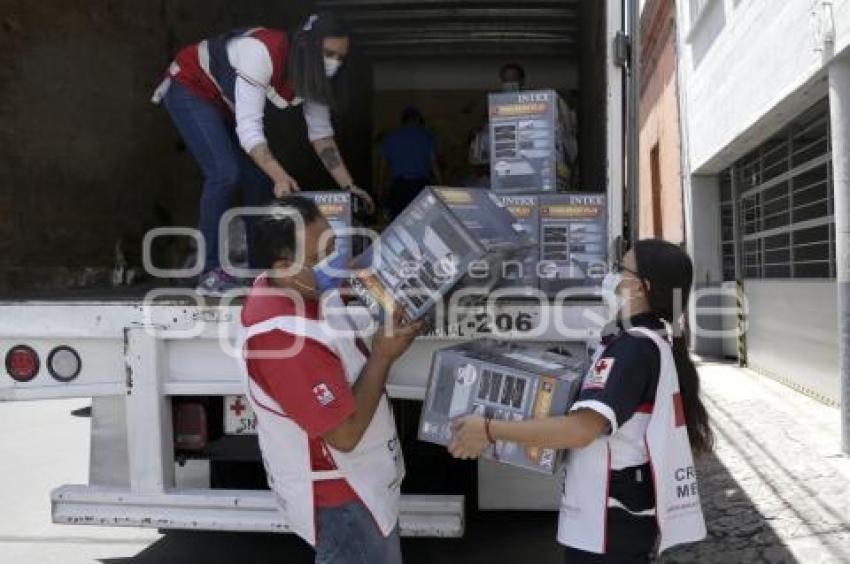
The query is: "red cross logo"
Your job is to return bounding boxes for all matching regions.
[594,359,610,374]
[230,397,246,417]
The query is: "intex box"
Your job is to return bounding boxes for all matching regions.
[493,194,540,291]
[419,340,586,475]
[301,191,355,261]
[538,193,608,294]
[349,187,531,322]
[489,89,572,193]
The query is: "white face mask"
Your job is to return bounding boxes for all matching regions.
[602,271,647,319]
[324,56,343,78]
[601,271,623,295]
[601,272,627,316]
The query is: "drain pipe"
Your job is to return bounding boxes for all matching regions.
[828,56,850,454]
[627,0,641,246]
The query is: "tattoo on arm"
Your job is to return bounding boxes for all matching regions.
[250,144,275,166]
[318,146,342,170]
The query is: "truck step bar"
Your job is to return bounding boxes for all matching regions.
[52,485,465,537]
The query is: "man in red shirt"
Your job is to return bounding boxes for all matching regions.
[240,195,421,564]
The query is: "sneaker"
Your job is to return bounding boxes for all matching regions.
[195,268,243,297]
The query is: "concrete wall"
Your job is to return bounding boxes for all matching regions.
[685,174,724,355]
[746,280,840,405]
[0,1,383,293]
[639,0,684,243]
[675,0,846,394]
[677,0,850,174]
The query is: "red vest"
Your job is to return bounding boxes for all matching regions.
[169,28,296,113]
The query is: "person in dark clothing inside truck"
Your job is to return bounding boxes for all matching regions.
[377,106,442,221]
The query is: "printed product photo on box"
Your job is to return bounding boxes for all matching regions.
[488,89,575,194]
[493,194,540,291]
[538,193,608,295]
[301,191,355,261]
[349,187,532,323]
[419,339,586,475]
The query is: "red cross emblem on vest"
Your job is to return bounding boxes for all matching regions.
[230,397,246,417]
[584,357,615,390]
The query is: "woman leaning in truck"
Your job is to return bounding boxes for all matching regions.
[152,12,374,296]
[449,240,713,563]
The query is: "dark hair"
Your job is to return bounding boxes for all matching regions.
[499,63,526,83]
[254,196,322,270]
[634,239,714,456]
[287,12,351,112]
[401,106,424,126]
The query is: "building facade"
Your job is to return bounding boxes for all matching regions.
[676,0,849,407]
[639,0,685,243]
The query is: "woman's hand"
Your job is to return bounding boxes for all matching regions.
[348,184,376,215]
[273,173,300,198]
[448,415,491,460]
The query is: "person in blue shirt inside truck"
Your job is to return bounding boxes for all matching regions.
[449,240,713,563]
[377,106,442,221]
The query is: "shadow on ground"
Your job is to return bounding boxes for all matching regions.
[658,451,797,563]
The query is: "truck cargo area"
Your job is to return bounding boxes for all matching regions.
[0,0,625,538]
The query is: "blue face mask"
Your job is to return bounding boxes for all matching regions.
[312,250,349,294]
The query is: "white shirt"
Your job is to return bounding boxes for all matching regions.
[227,37,334,153]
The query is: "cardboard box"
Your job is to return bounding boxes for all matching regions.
[539,193,608,294]
[301,191,355,262]
[493,194,540,291]
[419,339,586,475]
[489,90,573,193]
[349,187,531,322]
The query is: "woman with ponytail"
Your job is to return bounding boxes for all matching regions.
[450,239,711,563]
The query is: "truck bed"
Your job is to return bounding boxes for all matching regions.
[1,283,224,305]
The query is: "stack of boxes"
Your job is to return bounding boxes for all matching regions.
[414,91,607,474]
[347,91,605,475]
[489,90,607,294]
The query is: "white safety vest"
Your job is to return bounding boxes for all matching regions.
[238,291,405,547]
[558,327,707,554]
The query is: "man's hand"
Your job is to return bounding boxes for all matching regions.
[348,185,376,215]
[273,173,300,197]
[371,307,423,364]
[449,415,491,460]
[322,307,423,453]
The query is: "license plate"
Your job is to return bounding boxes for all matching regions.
[224,395,257,435]
[455,307,541,337]
[425,306,542,338]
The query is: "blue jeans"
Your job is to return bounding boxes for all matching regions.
[315,502,402,564]
[163,81,273,272]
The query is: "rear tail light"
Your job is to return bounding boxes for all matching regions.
[47,346,82,382]
[6,345,39,382]
[174,402,208,451]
